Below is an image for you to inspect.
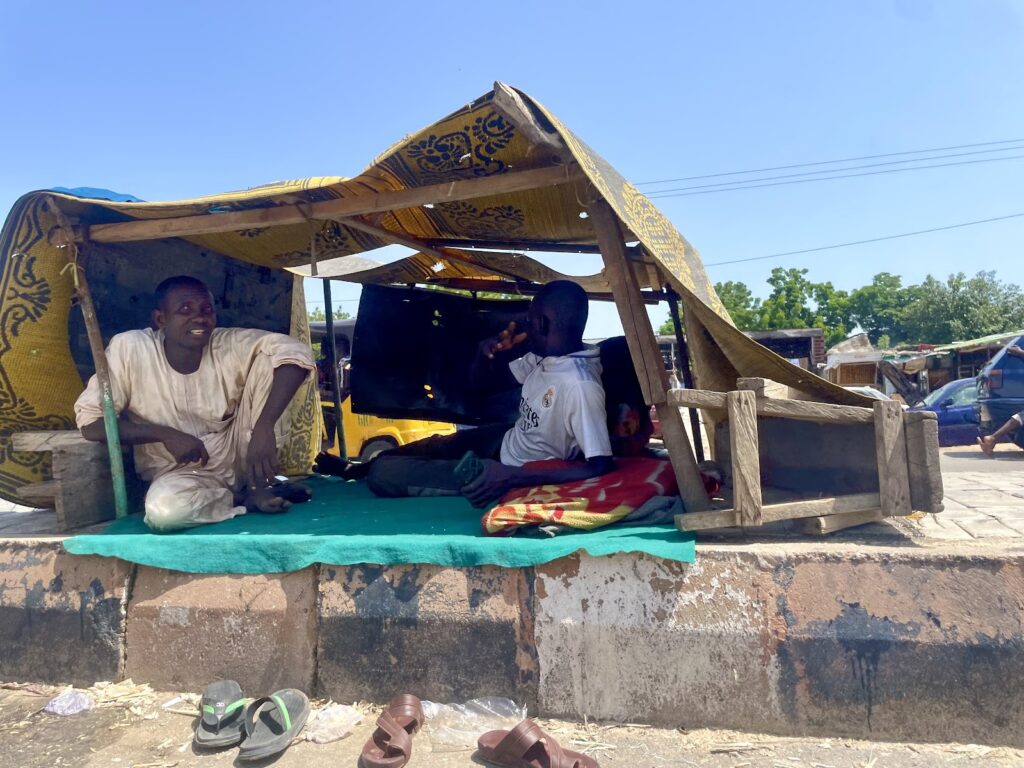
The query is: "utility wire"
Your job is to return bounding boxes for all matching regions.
[647,154,1024,199]
[636,138,1024,186]
[643,145,1024,195]
[705,212,1024,267]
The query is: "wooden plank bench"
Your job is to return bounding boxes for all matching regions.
[671,378,943,534]
[12,430,121,531]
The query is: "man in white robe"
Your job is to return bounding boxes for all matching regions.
[74,276,315,531]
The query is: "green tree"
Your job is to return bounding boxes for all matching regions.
[757,267,818,329]
[307,306,350,323]
[901,271,1024,344]
[714,280,762,329]
[847,272,908,345]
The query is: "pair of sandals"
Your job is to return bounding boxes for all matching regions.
[193,680,310,761]
[362,694,599,768]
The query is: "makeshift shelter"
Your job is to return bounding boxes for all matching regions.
[0,83,938,536]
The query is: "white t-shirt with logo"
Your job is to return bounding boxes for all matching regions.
[499,346,612,467]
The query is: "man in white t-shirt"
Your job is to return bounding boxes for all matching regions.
[366,280,614,507]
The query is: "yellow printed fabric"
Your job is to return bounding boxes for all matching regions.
[0,83,864,505]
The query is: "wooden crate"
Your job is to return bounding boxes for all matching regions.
[672,379,942,533]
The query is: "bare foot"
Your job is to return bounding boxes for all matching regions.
[245,486,293,514]
[978,436,996,457]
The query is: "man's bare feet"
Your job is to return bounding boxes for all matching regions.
[245,486,293,514]
[978,436,996,457]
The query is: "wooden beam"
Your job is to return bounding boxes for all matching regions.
[17,480,58,507]
[412,278,666,304]
[676,492,882,531]
[667,389,873,424]
[83,164,585,244]
[13,430,94,451]
[728,390,762,526]
[421,238,607,254]
[801,509,884,535]
[904,410,943,513]
[588,197,710,513]
[589,202,666,405]
[736,377,789,400]
[874,400,912,517]
[762,493,881,521]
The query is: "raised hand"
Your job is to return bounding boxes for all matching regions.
[481,321,528,359]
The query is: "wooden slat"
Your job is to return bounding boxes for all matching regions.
[84,164,585,244]
[667,389,728,410]
[874,400,912,517]
[904,410,943,513]
[589,197,710,513]
[675,507,739,531]
[801,509,884,535]
[676,492,882,531]
[762,492,882,522]
[667,389,873,424]
[51,444,117,531]
[736,377,789,399]
[728,390,762,526]
[12,430,92,452]
[17,480,58,506]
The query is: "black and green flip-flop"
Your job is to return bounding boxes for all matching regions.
[237,688,310,762]
[193,680,248,748]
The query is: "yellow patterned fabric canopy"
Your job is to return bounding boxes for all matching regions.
[0,82,861,505]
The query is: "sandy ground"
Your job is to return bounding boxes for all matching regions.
[2,684,1022,768]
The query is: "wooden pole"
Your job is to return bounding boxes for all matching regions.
[48,198,129,519]
[51,254,130,520]
[322,279,347,460]
[588,197,711,513]
[666,288,705,462]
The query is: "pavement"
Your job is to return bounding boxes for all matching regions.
[917,443,1024,541]
[1,685,1022,768]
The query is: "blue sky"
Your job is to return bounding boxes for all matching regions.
[2,1,1021,338]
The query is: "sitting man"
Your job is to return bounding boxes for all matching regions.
[978,342,1024,456]
[75,275,316,531]
[366,280,615,507]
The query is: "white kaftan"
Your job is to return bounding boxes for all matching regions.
[74,328,314,531]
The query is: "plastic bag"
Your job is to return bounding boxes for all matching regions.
[303,703,363,744]
[421,697,526,752]
[44,690,95,716]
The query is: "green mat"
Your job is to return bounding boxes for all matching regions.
[64,477,695,573]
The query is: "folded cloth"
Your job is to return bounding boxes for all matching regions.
[481,457,679,536]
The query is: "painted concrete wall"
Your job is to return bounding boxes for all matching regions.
[1,540,1022,747]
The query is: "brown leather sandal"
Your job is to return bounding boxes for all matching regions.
[360,694,424,768]
[477,718,600,768]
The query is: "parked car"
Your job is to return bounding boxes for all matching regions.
[978,334,1024,448]
[909,378,979,446]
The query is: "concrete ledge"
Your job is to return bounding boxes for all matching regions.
[0,540,132,685]
[124,567,318,694]
[2,539,1024,746]
[317,564,538,707]
[535,546,1024,747]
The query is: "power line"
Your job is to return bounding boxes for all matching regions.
[636,138,1024,186]
[643,145,1024,195]
[646,154,1024,199]
[705,211,1024,267]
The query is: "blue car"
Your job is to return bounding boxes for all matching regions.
[910,378,979,447]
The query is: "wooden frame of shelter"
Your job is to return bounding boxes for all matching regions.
[0,82,942,532]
